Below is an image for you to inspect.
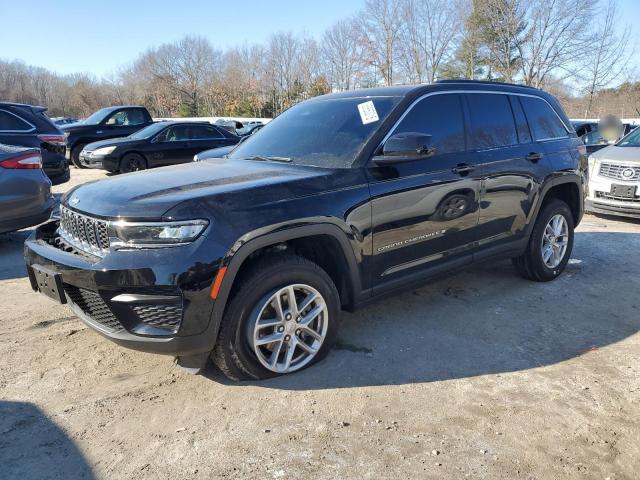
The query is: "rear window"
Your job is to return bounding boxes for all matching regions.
[519,96,568,141]
[0,109,34,132]
[466,94,518,149]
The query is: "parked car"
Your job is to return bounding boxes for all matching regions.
[25,80,585,380]
[0,144,54,234]
[586,126,640,218]
[61,106,153,168]
[51,116,79,126]
[237,123,264,137]
[0,102,69,185]
[79,121,240,173]
[573,120,637,155]
[215,119,243,134]
[194,126,261,161]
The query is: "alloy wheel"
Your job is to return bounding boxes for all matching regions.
[541,214,569,268]
[248,284,328,374]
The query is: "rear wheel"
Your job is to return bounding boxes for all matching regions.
[119,153,147,173]
[70,144,86,168]
[512,199,574,281]
[212,254,340,381]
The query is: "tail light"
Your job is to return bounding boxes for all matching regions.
[38,134,66,145]
[0,152,43,169]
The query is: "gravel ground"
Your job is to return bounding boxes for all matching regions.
[1,167,639,479]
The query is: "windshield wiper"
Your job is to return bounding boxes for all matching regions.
[246,155,292,163]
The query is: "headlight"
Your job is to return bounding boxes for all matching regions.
[92,146,117,156]
[587,154,596,172]
[110,219,208,248]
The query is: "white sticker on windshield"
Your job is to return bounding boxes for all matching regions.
[357,100,379,125]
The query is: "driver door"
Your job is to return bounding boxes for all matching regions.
[367,93,483,291]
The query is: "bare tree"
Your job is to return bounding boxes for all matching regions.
[322,19,363,91]
[581,0,632,116]
[356,0,404,86]
[517,0,597,87]
[399,0,463,83]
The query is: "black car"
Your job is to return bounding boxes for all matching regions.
[193,126,261,161]
[0,103,69,185]
[52,117,80,126]
[62,106,153,168]
[0,144,54,234]
[25,80,586,380]
[573,120,637,155]
[80,121,240,173]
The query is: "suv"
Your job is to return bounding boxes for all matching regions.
[586,125,640,218]
[24,81,586,380]
[0,103,69,185]
[61,106,153,167]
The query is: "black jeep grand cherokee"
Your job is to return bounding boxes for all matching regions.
[25,81,586,380]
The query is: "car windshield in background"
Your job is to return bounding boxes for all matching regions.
[617,127,640,147]
[228,96,401,168]
[129,122,167,140]
[82,108,113,125]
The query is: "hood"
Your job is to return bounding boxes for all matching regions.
[60,122,94,132]
[84,137,137,151]
[591,145,640,164]
[62,158,333,218]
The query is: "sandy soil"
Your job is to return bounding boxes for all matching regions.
[1,167,639,479]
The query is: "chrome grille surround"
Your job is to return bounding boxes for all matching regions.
[598,163,640,181]
[58,205,110,257]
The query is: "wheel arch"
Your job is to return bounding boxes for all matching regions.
[208,224,363,343]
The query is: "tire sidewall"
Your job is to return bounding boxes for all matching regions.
[71,144,86,168]
[120,154,146,173]
[531,201,574,280]
[223,261,340,380]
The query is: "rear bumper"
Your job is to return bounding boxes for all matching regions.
[0,201,54,234]
[24,220,224,356]
[42,151,70,185]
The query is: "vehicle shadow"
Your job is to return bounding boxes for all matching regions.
[0,401,95,479]
[204,230,640,390]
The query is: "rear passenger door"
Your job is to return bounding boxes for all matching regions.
[466,93,551,256]
[368,93,483,290]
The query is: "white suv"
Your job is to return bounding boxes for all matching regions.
[587,127,640,218]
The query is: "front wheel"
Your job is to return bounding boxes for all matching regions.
[212,254,340,380]
[512,199,575,281]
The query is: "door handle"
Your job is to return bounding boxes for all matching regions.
[452,163,476,175]
[526,152,544,162]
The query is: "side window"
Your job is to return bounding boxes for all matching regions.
[393,94,465,155]
[0,109,34,132]
[190,125,223,140]
[509,96,532,144]
[519,96,568,141]
[126,109,147,126]
[106,110,128,126]
[466,94,518,149]
[156,125,189,142]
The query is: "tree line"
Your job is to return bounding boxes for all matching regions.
[0,0,635,120]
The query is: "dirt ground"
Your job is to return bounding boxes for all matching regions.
[1,168,639,480]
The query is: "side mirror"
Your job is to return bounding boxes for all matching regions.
[374,132,435,165]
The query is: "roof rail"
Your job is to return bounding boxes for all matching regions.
[434,79,538,90]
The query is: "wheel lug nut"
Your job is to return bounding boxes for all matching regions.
[277,326,284,332]
[285,313,292,320]
[284,335,291,341]
[295,329,301,336]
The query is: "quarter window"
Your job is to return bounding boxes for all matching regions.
[466,94,518,149]
[190,125,224,140]
[519,96,567,140]
[393,94,465,155]
[0,110,33,132]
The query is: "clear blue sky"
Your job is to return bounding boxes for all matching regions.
[1,0,638,78]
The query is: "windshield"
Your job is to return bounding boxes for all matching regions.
[617,127,640,147]
[129,122,166,140]
[228,96,401,168]
[83,108,114,125]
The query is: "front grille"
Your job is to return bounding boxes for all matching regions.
[58,205,109,257]
[595,191,640,203]
[65,285,123,332]
[598,163,640,181]
[132,303,182,331]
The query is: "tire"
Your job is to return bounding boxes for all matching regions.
[70,144,86,168]
[512,199,574,282]
[212,254,340,381]
[119,153,147,173]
